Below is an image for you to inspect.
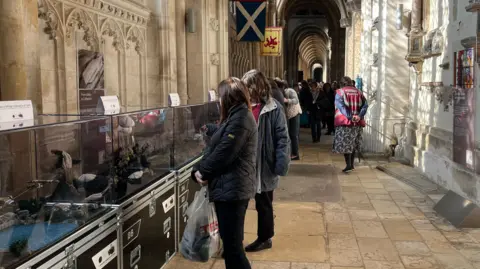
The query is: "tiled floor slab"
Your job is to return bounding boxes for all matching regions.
[382,219,422,241]
[244,233,327,262]
[352,220,388,238]
[244,202,325,236]
[291,263,331,269]
[357,237,400,261]
[329,248,363,267]
[394,241,431,256]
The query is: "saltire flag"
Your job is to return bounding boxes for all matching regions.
[235,0,267,42]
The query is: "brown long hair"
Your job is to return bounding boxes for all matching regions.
[241,69,271,103]
[217,77,252,123]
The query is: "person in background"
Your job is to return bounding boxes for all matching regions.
[242,70,290,252]
[332,81,339,92]
[308,81,326,143]
[332,76,369,173]
[268,78,287,113]
[275,78,302,161]
[192,77,257,269]
[293,84,300,94]
[299,80,311,128]
[323,83,335,135]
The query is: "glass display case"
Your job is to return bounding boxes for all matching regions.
[109,108,174,202]
[0,101,221,268]
[172,102,220,169]
[0,115,116,268]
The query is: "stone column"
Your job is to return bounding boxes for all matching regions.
[0,0,39,101]
[175,0,188,104]
[410,0,422,32]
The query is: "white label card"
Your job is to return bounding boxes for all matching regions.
[466,150,473,166]
[168,93,180,107]
[0,120,34,131]
[208,90,217,102]
[0,100,34,123]
[97,96,120,115]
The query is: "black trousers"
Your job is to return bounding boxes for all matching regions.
[255,191,274,241]
[215,200,251,269]
[326,115,335,133]
[309,115,321,141]
[287,115,300,157]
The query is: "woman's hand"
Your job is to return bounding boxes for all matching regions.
[352,115,360,122]
[284,98,289,104]
[195,171,207,186]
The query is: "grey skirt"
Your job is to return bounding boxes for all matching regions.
[332,126,363,154]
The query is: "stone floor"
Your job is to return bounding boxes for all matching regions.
[165,130,480,269]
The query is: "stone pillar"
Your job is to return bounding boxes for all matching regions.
[175,0,188,104]
[0,0,39,101]
[410,0,422,32]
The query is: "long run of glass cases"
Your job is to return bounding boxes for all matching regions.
[0,101,220,268]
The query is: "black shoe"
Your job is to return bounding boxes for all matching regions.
[291,156,300,161]
[342,166,353,173]
[221,252,225,259]
[245,239,272,252]
[343,154,353,173]
[351,151,356,170]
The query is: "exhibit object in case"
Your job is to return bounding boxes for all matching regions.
[16,206,119,269]
[109,108,174,203]
[0,115,117,269]
[172,102,220,169]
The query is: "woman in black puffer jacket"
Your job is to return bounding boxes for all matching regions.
[192,77,257,269]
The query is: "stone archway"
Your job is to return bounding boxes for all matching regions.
[276,0,350,27]
[280,0,346,84]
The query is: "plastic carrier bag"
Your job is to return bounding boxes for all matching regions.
[180,186,220,262]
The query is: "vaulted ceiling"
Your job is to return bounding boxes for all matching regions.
[281,0,347,82]
[277,0,348,24]
[299,35,329,67]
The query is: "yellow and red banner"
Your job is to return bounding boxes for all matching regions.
[260,27,283,57]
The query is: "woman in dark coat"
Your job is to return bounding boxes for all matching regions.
[192,77,258,269]
[241,69,290,253]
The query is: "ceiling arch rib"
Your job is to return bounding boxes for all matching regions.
[277,0,349,27]
[299,35,329,67]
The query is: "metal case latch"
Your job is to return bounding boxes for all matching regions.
[63,245,76,269]
[149,191,156,217]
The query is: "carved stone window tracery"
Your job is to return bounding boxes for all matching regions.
[38,0,148,53]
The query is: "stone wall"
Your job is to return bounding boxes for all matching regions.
[359,0,411,154]
[400,0,480,204]
[0,0,230,111]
